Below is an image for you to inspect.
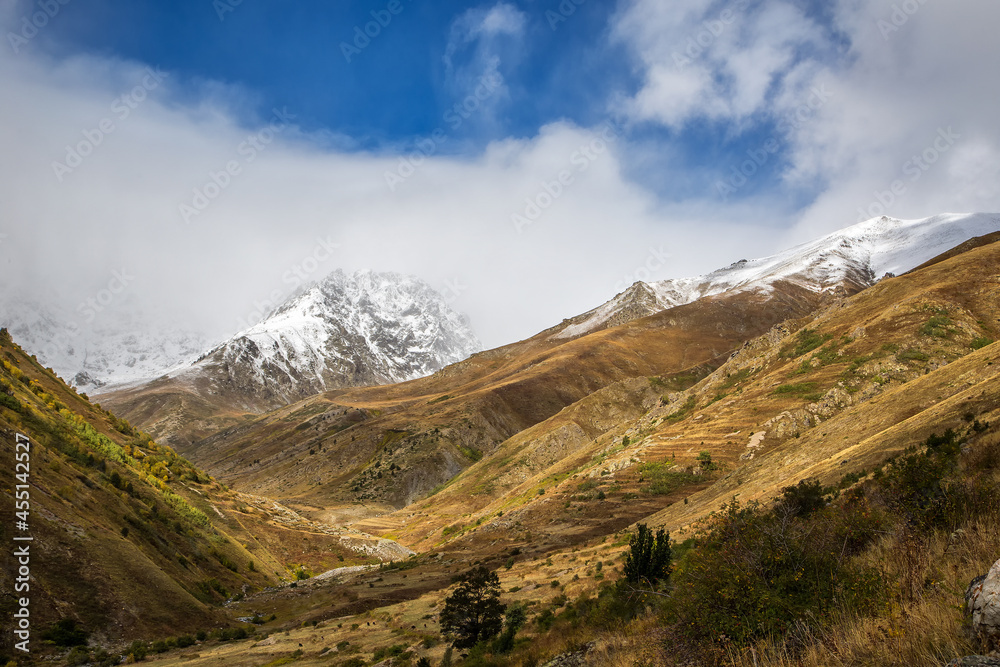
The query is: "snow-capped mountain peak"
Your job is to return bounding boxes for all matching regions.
[556,213,1000,339]
[187,269,482,407]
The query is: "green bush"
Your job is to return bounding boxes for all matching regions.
[0,392,21,411]
[785,328,833,357]
[639,462,699,495]
[40,619,89,647]
[920,315,953,337]
[897,348,930,362]
[622,523,672,587]
[778,479,826,518]
[126,640,149,660]
[971,337,994,350]
[772,382,824,401]
[371,644,407,661]
[217,626,250,641]
[668,499,884,646]
[65,646,90,665]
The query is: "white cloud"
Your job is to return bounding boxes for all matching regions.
[441,2,527,137]
[0,44,766,350]
[479,3,527,36]
[443,2,526,74]
[614,0,835,128]
[612,0,1000,247]
[5,0,999,357]
[784,0,1000,242]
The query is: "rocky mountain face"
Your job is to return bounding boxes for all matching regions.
[1,270,480,411]
[178,269,481,409]
[553,213,1000,340]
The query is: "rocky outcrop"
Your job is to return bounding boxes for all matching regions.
[540,642,596,667]
[967,559,1000,649]
[945,657,1000,666]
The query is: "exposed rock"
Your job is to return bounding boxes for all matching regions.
[541,642,596,666]
[945,657,1000,666]
[967,559,1000,648]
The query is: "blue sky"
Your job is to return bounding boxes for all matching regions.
[41,1,629,147]
[29,0,820,202]
[2,0,1000,348]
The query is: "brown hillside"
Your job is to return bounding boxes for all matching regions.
[122,281,847,512]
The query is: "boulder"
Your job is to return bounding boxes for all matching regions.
[967,559,1000,648]
[945,658,1000,667]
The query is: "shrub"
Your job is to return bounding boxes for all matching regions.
[126,640,149,660]
[772,382,824,401]
[0,392,21,411]
[897,348,930,362]
[639,462,698,495]
[786,328,833,357]
[40,619,89,647]
[921,315,953,337]
[372,644,406,661]
[622,523,672,587]
[777,478,826,518]
[971,337,994,350]
[65,646,90,666]
[668,499,884,646]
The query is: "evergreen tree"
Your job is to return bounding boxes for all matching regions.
[622,523,672,586]
[439,565,505,648]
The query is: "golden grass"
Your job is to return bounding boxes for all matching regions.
[722,503,1000,667]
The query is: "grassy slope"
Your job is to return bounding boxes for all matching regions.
[0,333,365,661]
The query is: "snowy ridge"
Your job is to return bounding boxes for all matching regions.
[556,213,1000,339]
[187,269,481,405]
[0,294,207,392]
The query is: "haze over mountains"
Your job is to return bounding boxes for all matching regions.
[0,294,209,392]
[0,270,481,401]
